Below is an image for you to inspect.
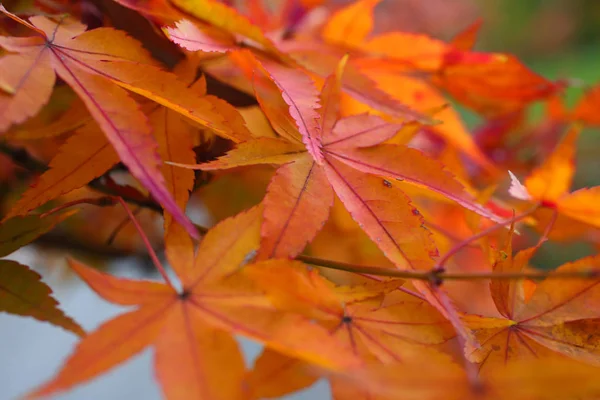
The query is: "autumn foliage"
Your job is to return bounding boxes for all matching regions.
[3,0,600,399]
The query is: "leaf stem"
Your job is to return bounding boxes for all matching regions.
[38,196,118,218]
[116,197,175,289]
[537,208,558,246]
[433,205,540,271]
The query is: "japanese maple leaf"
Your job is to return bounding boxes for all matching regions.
[270,0,494,171]
[0,7,250,237]
[317,0,557,153]
[0,212,83,336]
[341,354,600,400]
[181,51,498,261]
[114,0,285,57]
[244,259,455,399]
[508,124,600,232]
[154,0,431,126]
[330,1,557,117]
[2,59,222,223]
[463,233,600,374]
[29,207,361,399]
[173,51,500,343]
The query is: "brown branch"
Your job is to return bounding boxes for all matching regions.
[297,255,600,282]
[0,142,163,213]
[6,144,596,283]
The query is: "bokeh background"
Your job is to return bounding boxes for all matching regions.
[2,1,600,399]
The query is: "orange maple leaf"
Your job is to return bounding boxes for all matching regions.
[171,51,504,345]
[244,260,456,399]
[508,124,600,232]
[29,207,361,399]
[0,7,250,237]
[343,355,600,400]
[464,231,600,373]
[0,212,84,336]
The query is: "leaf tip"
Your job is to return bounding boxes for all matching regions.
[507,170,532,201]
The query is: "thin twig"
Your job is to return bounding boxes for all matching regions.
[117,197,175,290]
[296,255,600,281]
[537,209,558,246]
[39,196,118,218]
[6,143,595,283]
[106,206,142,245]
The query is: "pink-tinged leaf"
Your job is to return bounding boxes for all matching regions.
[260,60,323,163]
[168,0,284,57]
[73,61,251,143]
[228,49,303,143]
[319,55,348,138]
[323,156,438,271]
[163,19,236,53]
[326,144,501,221]
[508,170,532,201]
[50,59,198,238]
[0,48,55,131]
[259,154,333,259]
[52,27,157,64]
[323,114,403,149]
[5,125,119,219]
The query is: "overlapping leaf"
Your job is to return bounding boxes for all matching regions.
[0,8,251,237]
[3,2,600,399]
[0,260,85,337]
[0,211,76,258]
[343,356,600,400]
[173,52,504,344]
[244,260,455,399]
[465,243,600,373]
[29,207,361,399]
[0,211,82,335]
[177,52,499,261]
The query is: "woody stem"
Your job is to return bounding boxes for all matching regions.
[38,196,118,218]
[296,254,600,281]
[117,197,175,289]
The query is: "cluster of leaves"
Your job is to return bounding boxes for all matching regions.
[3,0,600,398]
